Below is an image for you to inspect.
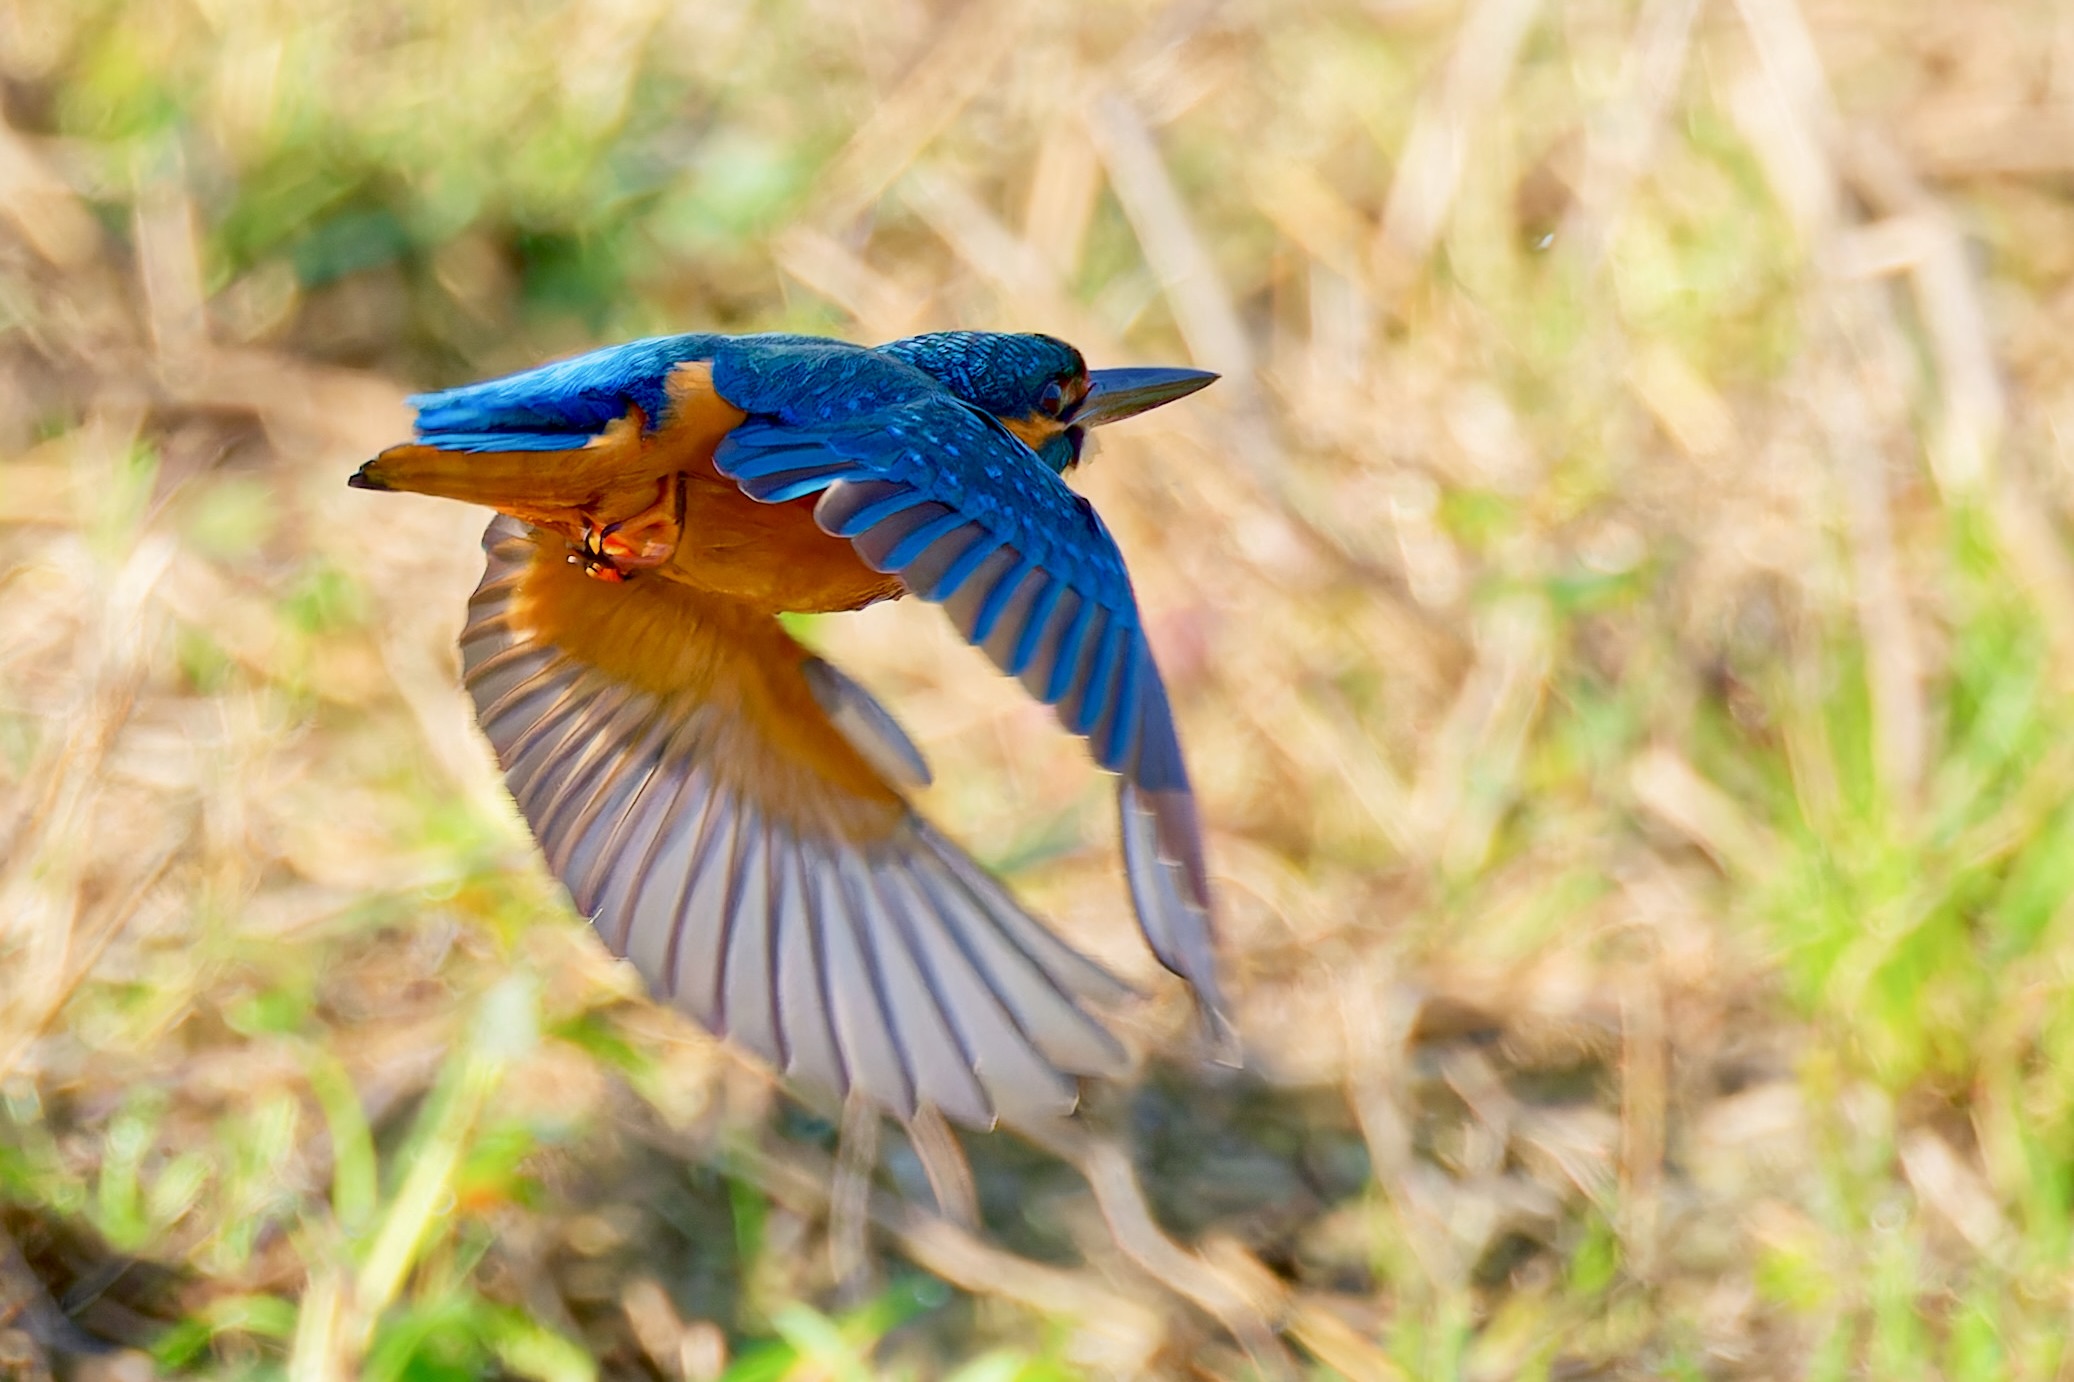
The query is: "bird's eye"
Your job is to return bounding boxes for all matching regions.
[1039,379,1067,416]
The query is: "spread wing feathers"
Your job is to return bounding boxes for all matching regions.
[800,656,933,790]
[462,517,1130,1128]
[711,402,1227,1027]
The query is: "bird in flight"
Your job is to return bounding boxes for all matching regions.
[350,330,1225,1129]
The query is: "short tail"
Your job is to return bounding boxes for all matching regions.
[348,443,567,508]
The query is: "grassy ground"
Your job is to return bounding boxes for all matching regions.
[3,0,2074,1376]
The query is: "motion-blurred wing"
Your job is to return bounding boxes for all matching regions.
[463,517,1130,1127]
[709,395,1227,1038]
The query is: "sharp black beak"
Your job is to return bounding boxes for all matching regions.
[1072,366,1218,428]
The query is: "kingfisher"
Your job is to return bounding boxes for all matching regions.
[348,330,1224,1130]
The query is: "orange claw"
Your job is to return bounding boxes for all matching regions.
[599,527,672,566]
[566,546,628,582]
[577,473,686,583]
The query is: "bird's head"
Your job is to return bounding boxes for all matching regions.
[878,331,1216,473]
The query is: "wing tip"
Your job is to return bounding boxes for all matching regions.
[1118,780,1238,1067]
[1195,996,1245,1069]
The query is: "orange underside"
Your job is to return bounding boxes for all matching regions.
[365,360,903,614]
[362,359,913,831]
[511,540,905,830]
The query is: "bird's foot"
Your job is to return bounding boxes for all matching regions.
[573,474,686,583]
[569,539,629,582]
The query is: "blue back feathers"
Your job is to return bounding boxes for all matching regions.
[410,334,722,452]
[407,330,1084,457]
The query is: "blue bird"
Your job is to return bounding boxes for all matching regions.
[348,331,1224,1128]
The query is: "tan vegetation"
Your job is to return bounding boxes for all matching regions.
[3,0,2074,1376]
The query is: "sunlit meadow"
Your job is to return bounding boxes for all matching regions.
[4,0,2074,1377]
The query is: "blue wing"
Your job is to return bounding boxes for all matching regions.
[709,389,1227,1037]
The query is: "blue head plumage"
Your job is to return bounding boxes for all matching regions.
[878,331,1218,475]
[879,332,1089,473]
[878,332,1085,417]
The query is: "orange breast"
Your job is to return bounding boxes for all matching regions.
[361,358,901,614]
[664,474,903,613]
[512,543,905,834]
[654,362,906,614]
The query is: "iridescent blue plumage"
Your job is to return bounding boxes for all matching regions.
[879,331,1085,421]
[410,331,1092,467]
[711,399,1187,795]
[410,334,729,450]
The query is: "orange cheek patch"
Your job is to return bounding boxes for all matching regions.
[999,412,1064,452]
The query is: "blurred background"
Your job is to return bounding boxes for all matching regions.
[2,0,2073,1376]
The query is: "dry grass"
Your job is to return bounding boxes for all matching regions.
[4,0,2074,1376]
